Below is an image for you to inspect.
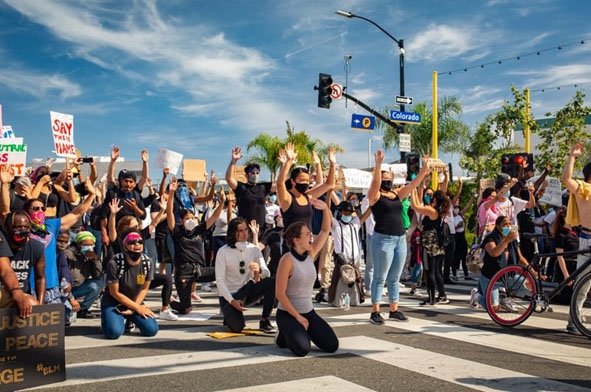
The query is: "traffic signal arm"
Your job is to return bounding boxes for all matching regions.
[342,91,402,132]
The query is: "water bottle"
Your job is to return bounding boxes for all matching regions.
[60,277,69,295]
[344,293,351,311]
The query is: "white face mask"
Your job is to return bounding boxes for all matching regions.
[184,218,197,231]
[235,241,248,251]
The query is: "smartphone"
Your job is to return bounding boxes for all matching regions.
[114,304,128,314]
[510,225,519,234]
[82,156,94,163]
[125,191,134,200]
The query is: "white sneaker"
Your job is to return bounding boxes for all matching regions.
[201,283,213,292]
[469,288,480,309]
[500,296,517,313]
[159,309,179,321]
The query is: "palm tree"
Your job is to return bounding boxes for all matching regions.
[246,133,282,182]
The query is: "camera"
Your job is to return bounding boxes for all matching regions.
[82,156,94,163]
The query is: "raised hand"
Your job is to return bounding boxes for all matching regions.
[309,197,328,211]
[571,142,585,157]
[231,146,243,162]
[141,149,149,162]
[110,145,120,161]
[375,149,384,166]
[109,197,123,214]
[278,149,287,165]
[285,142,298,161]
[312,151,320,166]
[328,147,336,165]
[0,165,15,185]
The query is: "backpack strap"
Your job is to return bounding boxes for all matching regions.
[116,252,151,280]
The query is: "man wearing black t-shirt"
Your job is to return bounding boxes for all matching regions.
[225,146,270,228]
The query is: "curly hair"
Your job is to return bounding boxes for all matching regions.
[432,190,451,218]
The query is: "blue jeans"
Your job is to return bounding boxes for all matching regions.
[478,273,527,309]
[101,304,159,339]
[364,234,373,292]
[71,279,105,311]
[370,232,407,304]
[410,263,422,286]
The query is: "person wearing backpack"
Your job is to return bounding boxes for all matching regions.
[410,189,452,306]
[100,230,158,339]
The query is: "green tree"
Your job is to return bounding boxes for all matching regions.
[460,86,538,182]
[374,96,470,157]
[246,121,344,180]
[536,91,591,178]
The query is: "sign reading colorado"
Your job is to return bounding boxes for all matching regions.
[389,110,421,124]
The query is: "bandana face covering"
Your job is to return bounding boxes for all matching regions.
[29,211,46,228]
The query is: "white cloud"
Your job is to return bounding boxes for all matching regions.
[0,68,81,100]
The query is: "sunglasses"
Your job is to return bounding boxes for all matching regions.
[30,206,46,212]
[239,260,246,274]
[126,240,143,246]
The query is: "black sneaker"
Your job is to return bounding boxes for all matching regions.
[125,320,136,333]
[369,312,384,325]
[78,309,95,319]
[444,279,457,285]
[436,296,450,304]
[420,300,436,306]
[259,318,277,334]
[566,326,582,336]
[388,311,409,322]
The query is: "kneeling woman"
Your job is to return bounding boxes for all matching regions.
[101,230,158,339]
[275,197,338,357]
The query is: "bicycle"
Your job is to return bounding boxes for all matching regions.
[484,232,591,338]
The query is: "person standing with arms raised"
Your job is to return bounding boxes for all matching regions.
[366,150,431,325]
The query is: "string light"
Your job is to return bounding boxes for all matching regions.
[438,38,588,76]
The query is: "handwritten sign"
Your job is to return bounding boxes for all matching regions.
[342,168,373,189]
[1,125,15,139]
[381,163,408,184]
[0,304,65,391]
[50,111,76,158]
[155,148,183,175]
[0,138,27,175]
[535,176,562,206]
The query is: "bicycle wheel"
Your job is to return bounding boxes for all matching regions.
[485,265,536,327]
[570,272,591,338]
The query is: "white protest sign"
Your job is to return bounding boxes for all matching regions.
[0,137,27,175]
[341,168,372,189]
[2,125,15,138]
[156,148,183,175]
[50,111,76,157]
[534,176,562,206]
[381,163,408,184]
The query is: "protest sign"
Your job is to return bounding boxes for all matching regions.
[0,304,65,391]
[50,111,76,158]
[182,159,207,182]
[341,168,372,189]
[2,125,15,139]
[155,148,183,175]
[0,137,27,175]
[535,176,562,206]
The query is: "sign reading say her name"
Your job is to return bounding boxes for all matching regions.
[50,111,76,158]
[0,137,27,176]
[0,304,65,391]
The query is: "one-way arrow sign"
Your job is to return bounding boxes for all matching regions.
[395,95,413,105]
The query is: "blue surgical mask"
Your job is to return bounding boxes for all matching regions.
[269,195,277,203]
[505,191,510,198]
[340,215,353,224]
[424,195,431,205]
[501,227,511,236]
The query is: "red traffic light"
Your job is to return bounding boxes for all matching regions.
[501,156,510,164]
[514,155,525,165]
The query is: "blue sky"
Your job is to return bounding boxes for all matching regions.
[1,0,591,180]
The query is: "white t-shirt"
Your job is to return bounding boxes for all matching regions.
[331,217,361,264]
[494,196,528,226]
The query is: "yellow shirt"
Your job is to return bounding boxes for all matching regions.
[566,180,591,227]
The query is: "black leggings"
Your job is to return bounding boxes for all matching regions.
[276,308,339,357]
[173,265,216,314]
[219,278,275,333]
[149,273,174,307]
[425,254,445,298]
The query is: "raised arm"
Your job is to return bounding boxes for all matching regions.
[307,147,336,199]
[396,155,431,200]
[309,198,332,260]
[60,179,96,232]
[205,189,225,230]
[225,147,242,191]
[166,178,178,232]
[562,142,584,193]
[107,145,120,185]
[276,143,297,211]
[0,166,15,223]
[108,197,123,242]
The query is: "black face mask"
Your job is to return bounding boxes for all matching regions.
[127,250,142,262]
[294,183,308,194]
[380,180,393,191]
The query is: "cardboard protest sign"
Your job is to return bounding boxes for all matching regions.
[155,148,183,175]
[2,126,15,139]
[479,178,495,194]
[0,138,27,175]
[342,168,372,189]
[182,159,207,182]
[50,111,76,158]
[0,304,66,391]
[381,163,407,184]
[535,176,562,206]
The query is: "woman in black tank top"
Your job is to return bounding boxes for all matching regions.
[276,143,337,231]
[365,149,431,325]
[411,189,451,306]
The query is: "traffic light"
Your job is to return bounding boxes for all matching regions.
[316,73,333,109]
[501,154,514,176]
[514,153,534,176]
[406,153,420,182]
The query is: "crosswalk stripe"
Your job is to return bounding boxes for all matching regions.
[218,376,373,392]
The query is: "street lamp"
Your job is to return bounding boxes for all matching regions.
[336,10,406,159]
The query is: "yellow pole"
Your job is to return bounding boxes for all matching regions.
[431,71,438,190]
[525,88,530,153]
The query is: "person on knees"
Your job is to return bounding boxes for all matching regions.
[101,230,158,339]
[215,217,276,333]
[275,197,338,357]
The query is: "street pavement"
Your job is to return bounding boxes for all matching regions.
[20,278,591,392]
